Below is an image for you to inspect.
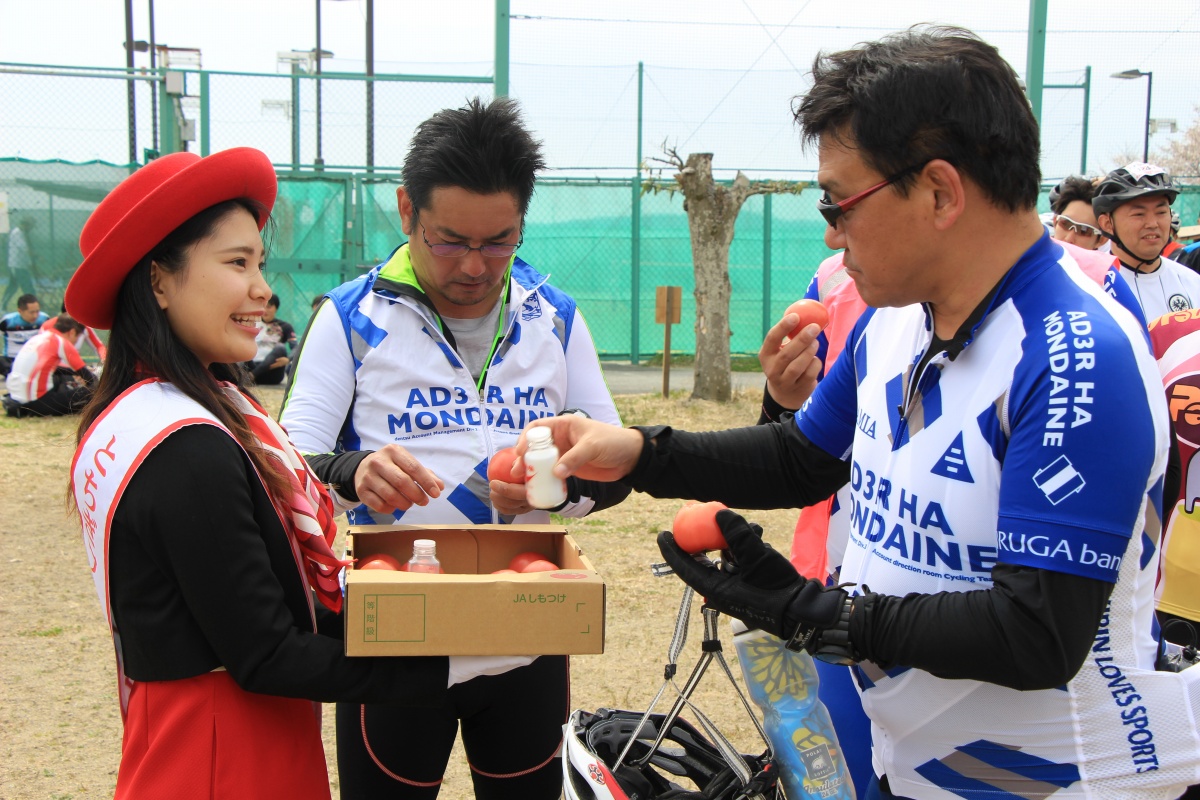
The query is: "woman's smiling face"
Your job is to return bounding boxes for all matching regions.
[151,207,271,366]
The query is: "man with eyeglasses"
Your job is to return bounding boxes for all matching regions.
[1048,175,1106,250]
[521,26,1200,799]
[280,97,627,800]
[1094,162,1200,320]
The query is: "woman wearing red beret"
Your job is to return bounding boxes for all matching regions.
[66,148,529,799]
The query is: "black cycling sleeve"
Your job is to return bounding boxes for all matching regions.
[757,382,797,425]
[305,450,374,502]
[852,562,1113,690]
[624,422,849,510]
[565,477,633,513]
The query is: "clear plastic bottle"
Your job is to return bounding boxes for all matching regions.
[732,620,856,800]
[524,427,568,508]
[406,539,443,574]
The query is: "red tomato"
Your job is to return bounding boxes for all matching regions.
[520,559,560,573]
[784,299,830,340]
[672,501,730,554]
[509,551,549,572]
[358,553,403,571]
[491,568,519,575]
[487,447,526,483]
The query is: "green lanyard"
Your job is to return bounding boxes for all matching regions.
[473,274,512,394]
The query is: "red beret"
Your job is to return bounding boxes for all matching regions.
[66,148,277,329]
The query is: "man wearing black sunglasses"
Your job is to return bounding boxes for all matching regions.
[522,26,1198,800]
[281,97,628,800]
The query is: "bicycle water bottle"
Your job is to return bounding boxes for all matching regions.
[406,539,443,574]
[732,620,856,799]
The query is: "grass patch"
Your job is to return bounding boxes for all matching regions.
[640,352,762,372]
[20,626,64,638]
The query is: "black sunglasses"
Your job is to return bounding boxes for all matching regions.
[817,161,932,227]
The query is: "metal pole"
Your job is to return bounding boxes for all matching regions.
[762,193,772,340]
[1025,0,1048,125]
[662,293,673,398]
[494,0,509,97]
[631,61,643,365]
[157,73,177,154]
[366,0,374,172]
[1143,71,1153,163]
[1047,74,1093,173]
[291,63,301,170]
[315,0,324,169]
[48,195,55,277]
[1081,66,1091,173]
[199,71,210,156]
[354,175,365,272]
[124,0,137,163]
[149,0,158,151]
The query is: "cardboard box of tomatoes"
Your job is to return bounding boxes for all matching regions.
[342,524,605,656]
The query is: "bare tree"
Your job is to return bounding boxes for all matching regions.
[1104,149,1144,173]
[1156,106,1200,179]
[645,147,803,401]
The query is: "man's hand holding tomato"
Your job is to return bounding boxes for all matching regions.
[487,447,535,516]
[757,299,828,411]
[354,443,445,514]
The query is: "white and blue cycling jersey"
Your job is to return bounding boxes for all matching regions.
[280,245,621,527]
[795,232,1200,799]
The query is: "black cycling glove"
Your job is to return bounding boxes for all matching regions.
[657,509,858,663]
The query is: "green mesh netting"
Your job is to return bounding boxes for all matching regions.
[4,157,1199,359]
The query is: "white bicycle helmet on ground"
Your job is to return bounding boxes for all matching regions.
[562,708,780,800]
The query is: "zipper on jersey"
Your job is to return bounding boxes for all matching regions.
[895,322,947,436]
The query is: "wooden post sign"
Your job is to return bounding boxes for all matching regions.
[656,286,682,398]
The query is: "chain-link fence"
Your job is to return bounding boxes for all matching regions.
[6,157,1200,360]
[2,62,1199,359]
[3,60,1177,182]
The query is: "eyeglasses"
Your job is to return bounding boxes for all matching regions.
[1054,215,1104,240]
[420,224,522,258]
[817,161,931,227]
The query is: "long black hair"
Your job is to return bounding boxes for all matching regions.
[75,199,292,503]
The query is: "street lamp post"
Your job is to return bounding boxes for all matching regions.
[1112,69,1153,162]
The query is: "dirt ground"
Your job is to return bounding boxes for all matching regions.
[0,385,803,800]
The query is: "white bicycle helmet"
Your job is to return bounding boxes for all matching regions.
[562,708,780,800]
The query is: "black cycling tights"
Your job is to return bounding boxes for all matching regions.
[336,655,568,799]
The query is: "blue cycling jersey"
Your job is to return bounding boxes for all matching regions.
[794,232,1199,798]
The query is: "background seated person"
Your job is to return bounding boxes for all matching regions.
[42,303,107,363]
[0,293,49,376]
[244,293,295,385]
[3,313,96,417]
